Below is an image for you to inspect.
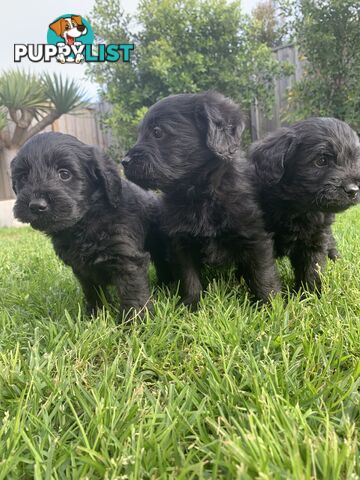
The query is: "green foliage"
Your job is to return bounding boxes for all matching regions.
[43,73,88,115]
[0,108,7,132]
[89,0,289,151]
[0,208,359,477]
[0,70,48,117]
[281,0,360,129]
[0,70,87,121]
[0,69,88,148]
[249,0,287,48]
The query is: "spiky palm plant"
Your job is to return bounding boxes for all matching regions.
[0,69,88,149]
[0,70,48,148]
[0,108,7,133]
[44,72,87,115]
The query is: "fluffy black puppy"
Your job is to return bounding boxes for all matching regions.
[250,117,360,293]
[122,91,281,307]
[11,132,171,317]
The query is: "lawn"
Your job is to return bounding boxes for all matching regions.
[0,209,359,479]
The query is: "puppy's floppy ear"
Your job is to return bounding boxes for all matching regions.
[90,148,122,208]
[71,15,83,26]
[49,18,65,37]
[196,92,245,161]
[250,128,298,184]
[10,157,18,194]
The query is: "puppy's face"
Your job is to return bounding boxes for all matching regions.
[49,16,87,45]
[64,16,87,43]
[251,118,360,213]
[122,92,244,191]
[11,133,122,234]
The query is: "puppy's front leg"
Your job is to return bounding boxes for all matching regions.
[290,242,327,293]
[75,273,105,316]
[146,230,174,286]
[326,228,340,261]
[114,252,153,318]
[238,237,281,303]
[173,239,203,310]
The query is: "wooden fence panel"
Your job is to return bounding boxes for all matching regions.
[49,104,111,150]
[250,44,303,140]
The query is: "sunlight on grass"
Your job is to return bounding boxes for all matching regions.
[0,210,359,478]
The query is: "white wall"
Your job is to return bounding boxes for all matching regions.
[0,200,24,228]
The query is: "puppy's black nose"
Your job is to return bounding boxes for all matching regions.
[343,183,359,197]
[77,25,86,32]
[29,198,48,214]
[121,156,132,166]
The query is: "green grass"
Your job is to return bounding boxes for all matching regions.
[0,209,359,479]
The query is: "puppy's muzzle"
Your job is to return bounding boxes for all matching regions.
[343,183,359,199]
[121,156,132,167]
[29,198,49,214]
[122,147,146,166]
[121,147,151,169]
[121,144,154,166]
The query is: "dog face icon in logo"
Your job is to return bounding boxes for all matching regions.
[48,14,94,64]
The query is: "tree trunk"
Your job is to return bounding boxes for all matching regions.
[19,110,60,146]
[0,147,18,200]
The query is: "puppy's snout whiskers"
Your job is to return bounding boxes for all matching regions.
[315,191,326,208]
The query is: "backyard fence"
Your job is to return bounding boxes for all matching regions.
[250,44,303,140]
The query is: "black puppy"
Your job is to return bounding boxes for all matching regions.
[11,132,171,317]
[122,91,281,307]
[250,117,360,293]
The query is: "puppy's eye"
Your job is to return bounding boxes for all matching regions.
[315,155,330,167]
[153,127,163,139]
[58,169,72,181]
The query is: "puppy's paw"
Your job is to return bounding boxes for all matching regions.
[120,301,154,322]
[142,301,155,317]
[75,54,85,64]
[328,248,341,261]
[56,54,66,64]
[84,302,101,318]
[181,293,201,312]
[252,277,282,305]
[295,282,322,300]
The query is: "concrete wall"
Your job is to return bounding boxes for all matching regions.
[0,200,23,228]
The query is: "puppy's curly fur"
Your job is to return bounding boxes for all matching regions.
[11,132,171,316]
[250,117,360,292]
[123,91,281,307]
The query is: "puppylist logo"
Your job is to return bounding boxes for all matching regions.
[14,14,134,64]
